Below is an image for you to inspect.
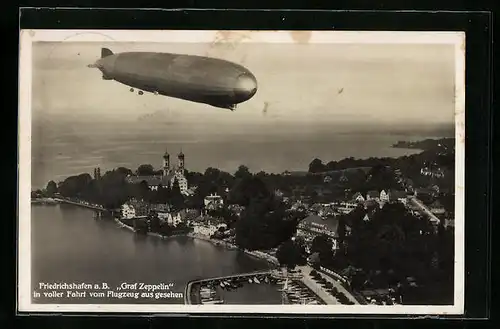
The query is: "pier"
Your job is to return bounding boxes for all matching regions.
[53,197,119,217]
[54,198,106,211]
[31,197,59,205]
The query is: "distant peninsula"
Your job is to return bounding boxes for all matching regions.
[392,138,454,151]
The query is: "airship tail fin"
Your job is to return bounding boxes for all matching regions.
[101,48,113,58]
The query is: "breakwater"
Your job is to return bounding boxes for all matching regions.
[185,270,274,304]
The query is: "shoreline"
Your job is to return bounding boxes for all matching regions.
[113,217,280,267]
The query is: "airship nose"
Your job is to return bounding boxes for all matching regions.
[234,73,258,101]
[88,59,103,70]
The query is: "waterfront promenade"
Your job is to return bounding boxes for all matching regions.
[297,265,359,305]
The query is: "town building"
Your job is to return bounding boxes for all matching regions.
[120,199,149,219]
[192,218,227,237]
[420,167,445,178]
[297,215,340,250]
[431,185,440,194]
[362,206,378,222]
[204,193,224,210]
[125,148,189,195]
[363,199,379,209]
[228,204,245,217]
[318,204,336,218]
[379,190,390,203]
[366,190,379,201]
[165,212,183,226]
[335,201,358,214]
[274,189,285,198]
[352,192,365,203]
[291,200,308,212]
[121,203,136,219]
[429,200,446,215]
[414,187,437,200]
[193,224,219,237]
[389,189,408,205]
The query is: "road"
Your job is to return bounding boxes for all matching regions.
[393,170,441,225]
[409,196,441,224]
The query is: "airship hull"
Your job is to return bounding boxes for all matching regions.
[92,49,258,109]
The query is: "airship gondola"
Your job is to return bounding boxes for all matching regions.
[88,48,258,111]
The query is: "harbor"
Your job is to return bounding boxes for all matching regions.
[185,269,325,305]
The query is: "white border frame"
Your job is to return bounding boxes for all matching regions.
[18,30,465,315]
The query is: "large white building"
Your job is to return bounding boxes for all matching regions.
[121,203,136,219]
[126,148,189,195]
[336,201,358,214]
[297,215,340,250]
[193,223,225,237]
[204,193,224,210]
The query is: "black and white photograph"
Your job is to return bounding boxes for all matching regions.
[18,30,465,314]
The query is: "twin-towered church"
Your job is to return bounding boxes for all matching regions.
[126,148,189,195]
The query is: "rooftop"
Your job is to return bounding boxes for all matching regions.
[389,189,407,200]
[300,215,339,235]
[126,173,176,185]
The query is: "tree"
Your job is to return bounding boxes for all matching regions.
[308,252,321,268]
[154,185,170,204]
[116,167,133,177]
[149,211,161,233]
[137,164,155,176]
[45,180,58,197]
[235,198,299,251]
[58,173,92,198]
[170,178,185,211]
[311,235,334,265]
[228,176,271,207]
[234,165,252,180]
[338,215,347,245]
[308,158,325,173]
[136,180,151,201]
[255,171,267,179]
[276,239,306,269]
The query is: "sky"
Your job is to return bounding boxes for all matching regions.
[31,41,456,126]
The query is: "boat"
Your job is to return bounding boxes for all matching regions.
[248,278,253,283]
[278,278,289,292]
[254,277,260,284]
[203,299,224,304]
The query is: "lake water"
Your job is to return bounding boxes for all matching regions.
[30,204,278,304]
[30,118,441,189]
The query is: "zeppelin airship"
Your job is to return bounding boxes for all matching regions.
[88,48,258,111]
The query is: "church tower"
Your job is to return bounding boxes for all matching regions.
[162,148,171,176]
[177,149,185,172]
